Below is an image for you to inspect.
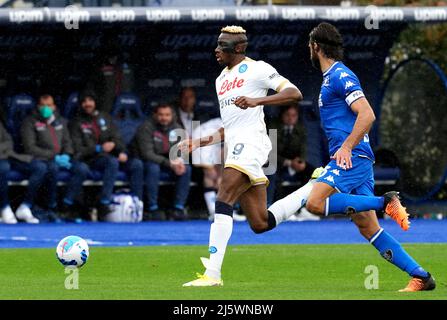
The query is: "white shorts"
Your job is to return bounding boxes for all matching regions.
[224,133,272,186]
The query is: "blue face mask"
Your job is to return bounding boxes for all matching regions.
[39,105,54,119]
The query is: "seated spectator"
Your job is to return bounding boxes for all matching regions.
[175,87,211,138]
[64,91,143,221]
[0,121,33,224]
[266,104,314,206]
[13,94,74,223]
[131,103,192,221]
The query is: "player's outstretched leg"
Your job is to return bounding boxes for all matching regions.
[307,184,410,231]
[183,168,250,287]
[268,167,323,227]
[352,211,435,292]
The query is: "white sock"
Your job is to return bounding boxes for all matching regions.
[204,190,217,217]
[268,179,315,225]
[204,213,233,280]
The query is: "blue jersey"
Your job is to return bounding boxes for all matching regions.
[318,61,375,161]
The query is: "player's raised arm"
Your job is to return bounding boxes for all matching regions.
[234,62,302,109]
[178,127,224,153]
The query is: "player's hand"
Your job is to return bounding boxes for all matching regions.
[170,158,186,175]
[177,139,199,154]
[332,145,352,170]
[283,159,292,167]
[234,96,259,109]
[118,152,128,163]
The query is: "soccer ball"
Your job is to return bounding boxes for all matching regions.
[56,235,89,268]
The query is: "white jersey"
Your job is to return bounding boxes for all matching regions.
[215,57,294,185]
[215,57,291,139]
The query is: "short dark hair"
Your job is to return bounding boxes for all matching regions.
[280,104,299,118]
[180,87,196,96]
[79,90,98,104]
[38,94,53,103]
[154,103,173,113]
[309,22,344,61]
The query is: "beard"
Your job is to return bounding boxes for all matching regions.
[310,53,321,70]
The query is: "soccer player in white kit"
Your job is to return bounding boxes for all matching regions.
[181,26,302,286]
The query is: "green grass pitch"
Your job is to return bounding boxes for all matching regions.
[0,244,445,300]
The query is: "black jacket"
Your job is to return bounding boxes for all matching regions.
[0,122,32,163]
[69,109,125,162]
[130,118,182,168]
[20,110,73,161]
[268,119,307,166]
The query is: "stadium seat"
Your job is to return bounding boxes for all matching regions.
[63,92,79,119]
[6,94,35,151]
[111,93,145,146]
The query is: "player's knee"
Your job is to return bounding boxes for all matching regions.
[250,221,269,234]
[305,199,324,216]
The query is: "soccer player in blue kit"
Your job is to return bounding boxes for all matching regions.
[305,23,435,292]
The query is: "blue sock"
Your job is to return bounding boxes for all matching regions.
[370,229,428,278]
[326,193,384,215]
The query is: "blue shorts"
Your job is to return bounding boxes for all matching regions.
[316,156,374,196]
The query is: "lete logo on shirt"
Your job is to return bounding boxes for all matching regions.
[218,77,245,96]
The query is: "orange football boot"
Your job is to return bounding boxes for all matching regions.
[399,273,436,292]
[383,191,410,231]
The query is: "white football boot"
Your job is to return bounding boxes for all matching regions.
[1,205,18,224]
[182,257,223,287]
[16,204,39,224]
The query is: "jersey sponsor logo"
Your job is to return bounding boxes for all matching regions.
[219,96,238,109]
[318,93,323,108]
[344,80,355,89]
[239,64,248,73]
[339,72,349,79]
[218,77,245,96]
